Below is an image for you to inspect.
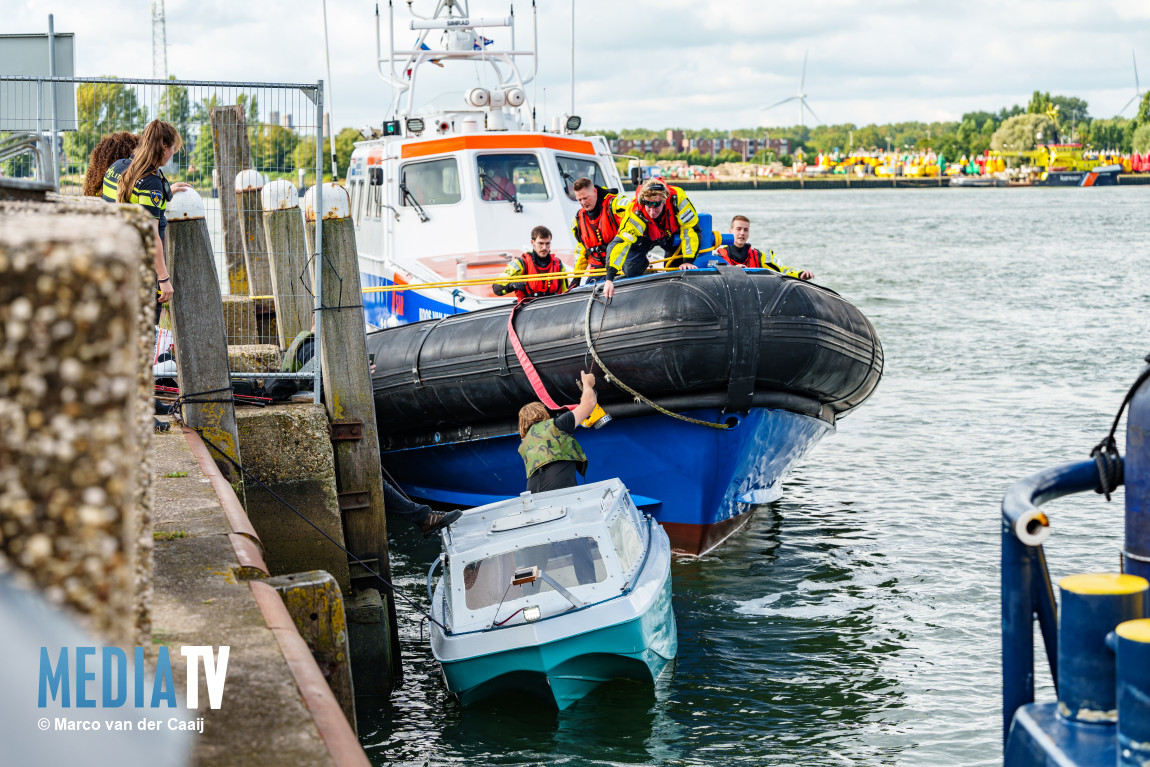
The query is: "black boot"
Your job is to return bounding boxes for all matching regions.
[420,510,463,538]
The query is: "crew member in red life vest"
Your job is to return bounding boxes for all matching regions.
[715,215,814,280]
[493,225,571,301]
[603,179,701,290]
[571,177,627,297]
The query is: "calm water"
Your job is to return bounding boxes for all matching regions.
[360,187,1150,766]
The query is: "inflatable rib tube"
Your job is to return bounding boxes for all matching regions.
[368,265,883,555]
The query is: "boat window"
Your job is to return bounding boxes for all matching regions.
[462,536,607,611]
[609,513,644,574]
[400,158,461,206]
[556,155,607,200]
[477,153,548,202]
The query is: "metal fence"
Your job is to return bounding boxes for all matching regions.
[0,75,326,393]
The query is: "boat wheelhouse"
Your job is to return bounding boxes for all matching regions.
[346,0,623,327]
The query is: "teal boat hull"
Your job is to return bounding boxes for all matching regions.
[439,576,677,710]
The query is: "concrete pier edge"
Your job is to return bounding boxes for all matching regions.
[179,421,369,767]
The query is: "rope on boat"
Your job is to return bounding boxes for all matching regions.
[1090,358,1150,500]
[581,285,732,430]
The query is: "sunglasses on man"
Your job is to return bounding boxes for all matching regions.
[640,198,664,207]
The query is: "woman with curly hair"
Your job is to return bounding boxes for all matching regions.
[82,131,138,197]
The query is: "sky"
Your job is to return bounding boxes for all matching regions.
[8,0,1150,133]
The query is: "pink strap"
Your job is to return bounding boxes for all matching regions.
[507,302,576,412]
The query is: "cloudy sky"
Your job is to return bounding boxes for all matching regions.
[9,0,1150,132]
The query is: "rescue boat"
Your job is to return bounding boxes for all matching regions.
[345,0,622,326]
[367,266,884,556]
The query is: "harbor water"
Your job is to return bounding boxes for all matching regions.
[359,187,1150,766]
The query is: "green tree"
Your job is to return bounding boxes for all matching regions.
[1051,95,1089,126]
[1132,123,1150,154]
[1134,91,1150,130]
[188,93,218,186]
[1088,117,1134,152]
[990,113,1057,152]
[1026,91,1052,115]
[64,80,149,170]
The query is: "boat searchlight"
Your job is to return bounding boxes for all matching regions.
[565,115,582,132]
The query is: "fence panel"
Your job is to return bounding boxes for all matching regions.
[0,75,325,389]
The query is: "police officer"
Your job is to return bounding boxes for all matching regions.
[517,370,598,493]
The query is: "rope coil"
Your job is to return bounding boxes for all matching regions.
[581,286,731,430]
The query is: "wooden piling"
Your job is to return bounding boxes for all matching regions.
[262,180,312,349]
[166,190,243,484]
[305,182,399,688]
[211,105,252,295]
[236,170,276,344]
[236,170,274,296]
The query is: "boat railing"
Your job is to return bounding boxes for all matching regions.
[1000,458,1121,742]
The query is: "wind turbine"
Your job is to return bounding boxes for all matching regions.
[762,51,821,128]
[1119,49,1142,116]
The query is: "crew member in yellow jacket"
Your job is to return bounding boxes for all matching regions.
[602,179,700,297]
[714,215,813,280]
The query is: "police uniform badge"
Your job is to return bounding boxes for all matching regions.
[149,190,163,207]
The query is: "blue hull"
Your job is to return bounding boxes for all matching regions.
[440,574,677,709]
[360,271,462,328]
[386,406,831,555]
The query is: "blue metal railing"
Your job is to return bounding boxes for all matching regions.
[1000,459,1121,744]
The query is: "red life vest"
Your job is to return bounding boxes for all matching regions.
[635,191,680,242]
[716,245,763,268]
[575,192,620,266]
[515,252,566,300]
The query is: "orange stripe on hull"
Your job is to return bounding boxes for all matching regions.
[401,134,596,159]
[1082,173,1097,186]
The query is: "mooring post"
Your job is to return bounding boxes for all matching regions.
[211,105,253,295]
[166,190,243,484]
[261,180,312,349]
[304,182,400,688]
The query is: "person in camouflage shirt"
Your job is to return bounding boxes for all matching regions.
[517,371,599,493]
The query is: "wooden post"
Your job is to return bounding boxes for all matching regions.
[236,170,276,344]
[304,183,399,687]
[211,105,252,296]
[166,190,243,484]
[262,180,312,349]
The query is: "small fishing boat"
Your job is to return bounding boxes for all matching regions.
[427,478,677,709]
[368,266,883,555]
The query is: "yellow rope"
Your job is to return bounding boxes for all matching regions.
[221,238,722,298]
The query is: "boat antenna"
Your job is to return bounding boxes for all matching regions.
[531,0,537,130]
[322,0,338,179]
[569,0,574,119]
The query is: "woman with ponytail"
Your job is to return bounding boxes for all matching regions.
[101,119,192,303]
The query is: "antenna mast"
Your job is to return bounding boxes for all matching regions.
[151,0,168,79]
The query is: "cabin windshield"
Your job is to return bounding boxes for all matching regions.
[401,158,461,206]
[556,155,606,200]
[477,153,548,202]
[462,536,607,610]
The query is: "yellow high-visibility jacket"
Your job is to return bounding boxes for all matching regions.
[604,185,700,276]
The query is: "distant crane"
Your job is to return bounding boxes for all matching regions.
[1118,49,1141,116]
[762,50,821,128]
[152,0,168,80]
